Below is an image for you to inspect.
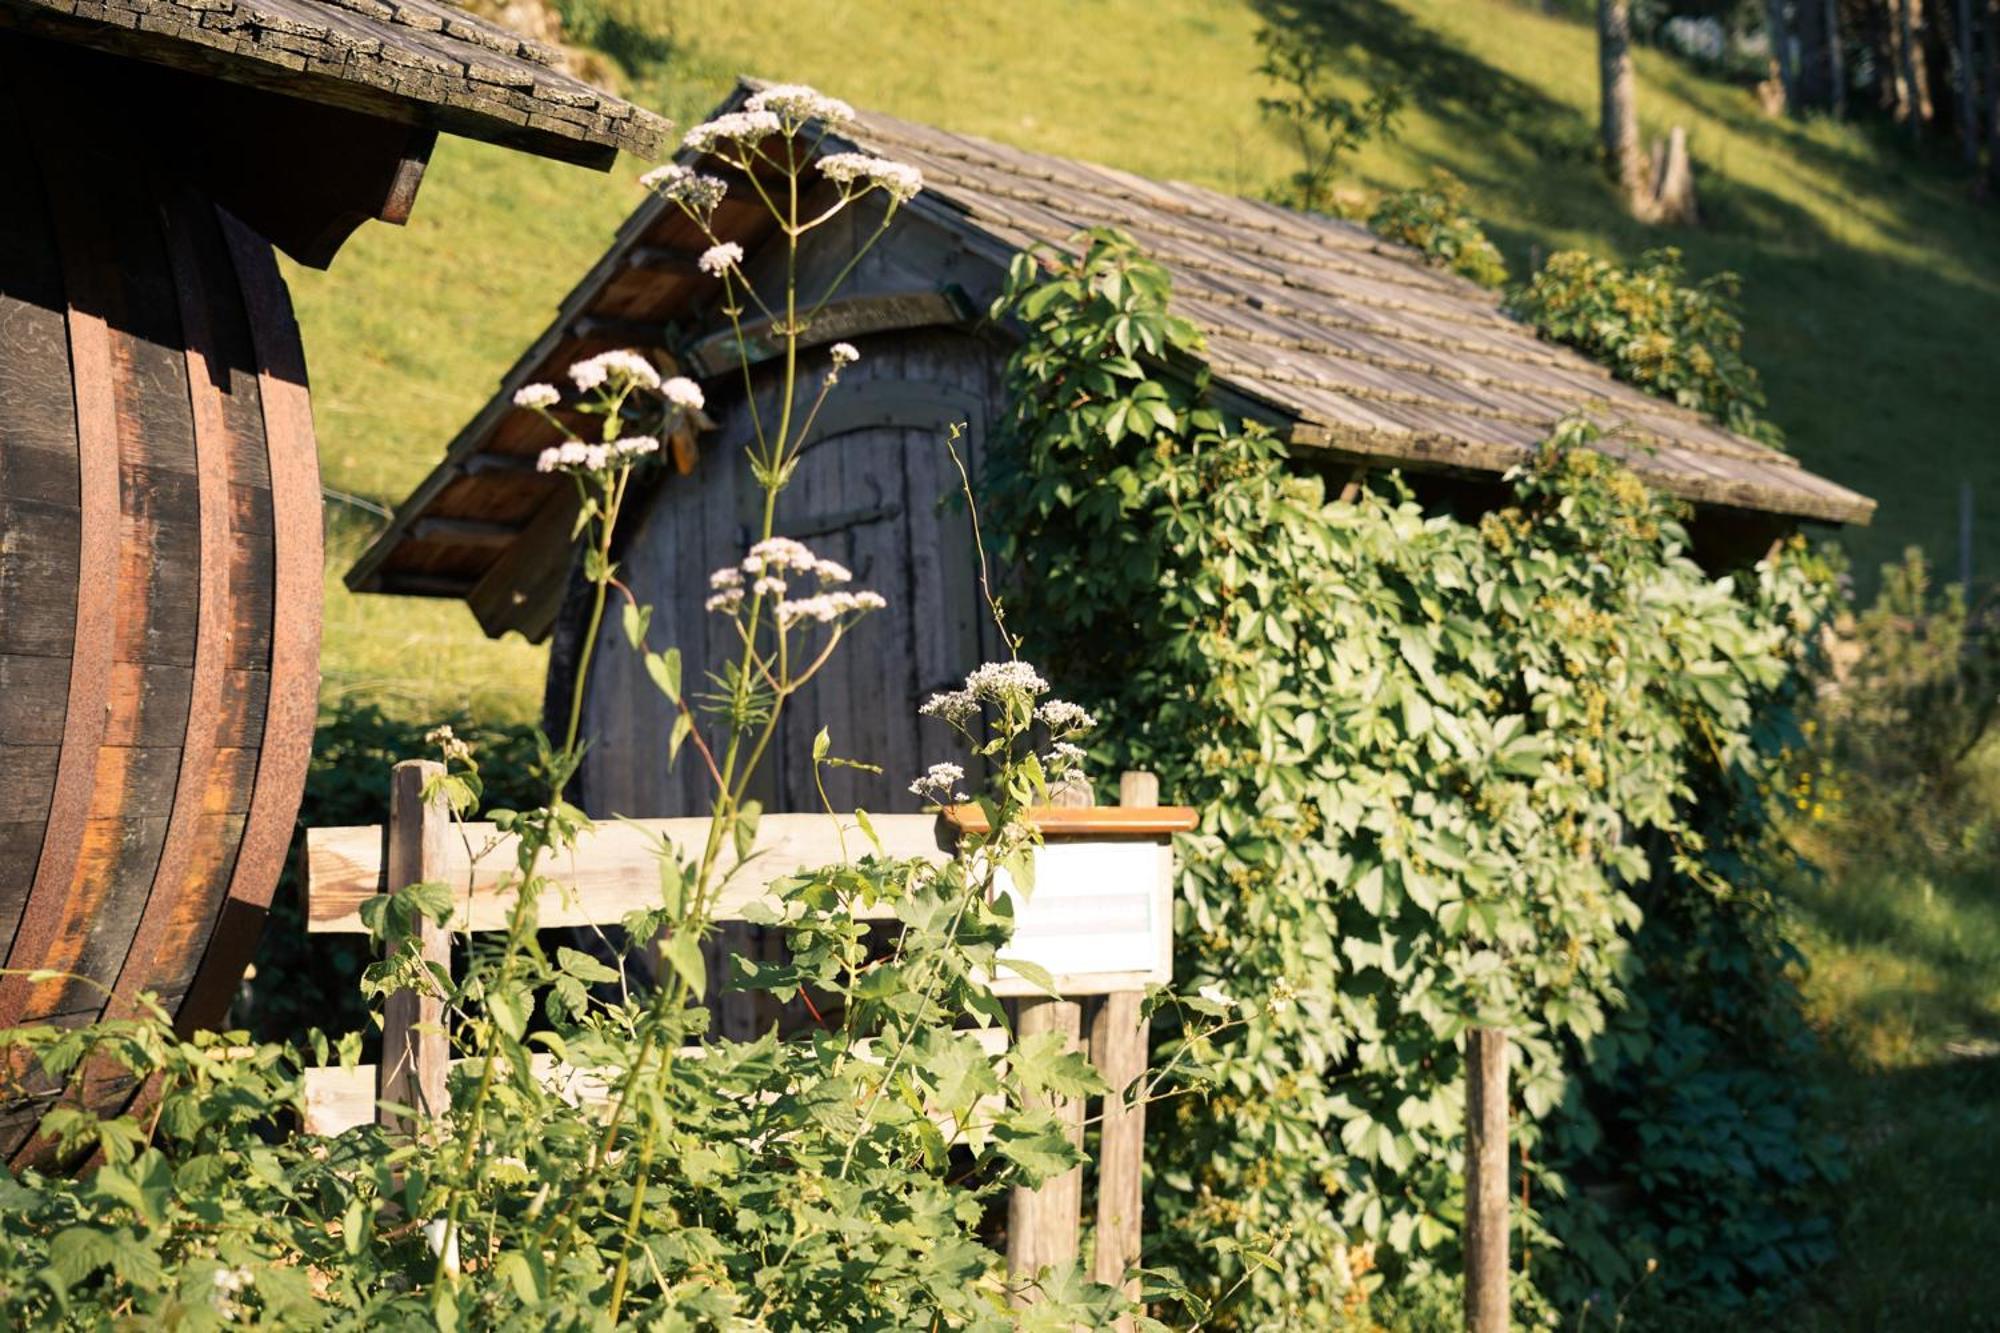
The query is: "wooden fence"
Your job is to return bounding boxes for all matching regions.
[300,761,1193,1314]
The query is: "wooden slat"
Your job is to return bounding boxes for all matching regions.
[0,102,125,1030]
[175,209,323,1035]
[102,183,243,1028]
[946,805,1199,836]
[306,812,957,934]
[302,1027,1014,1138]
[378,761,449,1132]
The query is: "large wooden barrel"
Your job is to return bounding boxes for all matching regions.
[0,79,322,1156]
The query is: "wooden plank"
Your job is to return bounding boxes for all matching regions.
[0,110,125,1029]
[946,805,1198,837]
[378,760,450,1132]
[1091,771,1159,1323]
[1007,996,1086,1298]
[104,184,241,1027]
[1008,777,1091,1298]
[1465,1028,1511,1333]
[306,811,958,934]
[175,208,323,1035]
[303,1027,1014,1138]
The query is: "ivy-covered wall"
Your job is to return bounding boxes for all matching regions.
[986,231,1839,1327]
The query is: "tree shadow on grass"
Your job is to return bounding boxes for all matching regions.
[1253,0,1598,168]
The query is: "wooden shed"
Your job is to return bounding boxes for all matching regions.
[0,0,665,1153]
[352,83,1875,829]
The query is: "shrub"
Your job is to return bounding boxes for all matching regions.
[1813,547,2000,857]
[1368,174,1510,288]
[988,229,1838,1326]
[1508,247,1783,447]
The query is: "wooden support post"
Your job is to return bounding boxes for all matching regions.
[1089,768,1160,1328]
[1464,1027,1510,1333]
[377,759,450,1135]
[1009,774,1095,1301]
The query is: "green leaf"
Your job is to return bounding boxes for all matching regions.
[661,929,706,998]
[557,946,619,986]
[646,648,683,703]
[998,955,1060,998]
[621,601,653,650]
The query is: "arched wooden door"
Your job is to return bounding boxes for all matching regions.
[0,81,323,1158]
[572,328,1005,824]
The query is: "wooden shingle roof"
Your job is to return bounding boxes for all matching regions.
[349,84,1873,639]
[0,0,670,165]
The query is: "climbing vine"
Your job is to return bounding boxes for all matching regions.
[987,229,1838,1326]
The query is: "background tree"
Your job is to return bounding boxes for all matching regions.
[1599,0,1651,212]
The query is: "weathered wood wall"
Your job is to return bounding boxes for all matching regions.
[0,49,322,1159]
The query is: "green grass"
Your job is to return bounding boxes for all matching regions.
[287,0,1999,720]
[1782,751,2000,1330]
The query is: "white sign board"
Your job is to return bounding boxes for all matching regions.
[989,839,1173,996]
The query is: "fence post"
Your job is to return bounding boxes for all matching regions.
[1008,776,1093,1302]
[1464,1027,1510,1333]
[1087,770,1157,1328]
[377,759,449,1135]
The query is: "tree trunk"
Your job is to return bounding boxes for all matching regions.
[1794,0,1839,109]
[1956,0,1979,166]
[1828,0,1848,118]
[1900,0,1937,137]
[1598,0,1650,214]
[1988,0,2000,195]
[1767,0,1799,111]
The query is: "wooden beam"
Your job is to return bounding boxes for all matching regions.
[377,761,449,1135]
[1008,777,1094,1304]
[458,452,542,476]
[570,315,671,346]
[1090,771,1161,1328]
[624,245,700,273]
[945,805,1198,837]
[1464,1028,1511,1333]
[684,286,978,377]
[305,812,958,935]
[375,573,479,598]
[409,516,527,548]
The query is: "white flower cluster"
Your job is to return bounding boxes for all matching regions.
[569,349,660,393]
[908,761,966,803]
[683,109,782,154]
[1036,699,1096,733]
[535,436,659,474]
[512,382,560,409]
[698,241,743,276]
[818,151,923,203]
[920,660,1052,724]
[776,589,887,626]
[740,535,837,578]
[830,341,860,367]
[704,538,878,622]
[639,162,727,218]
[424,723,473,765]
[663,377,705,410]
[1045,739,1087,768]
[210,1265,254,1322]
[744,83,856,128]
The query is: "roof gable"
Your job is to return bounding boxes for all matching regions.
[348,82,1872,639]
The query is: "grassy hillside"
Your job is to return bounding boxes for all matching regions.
[289,0,2000,721]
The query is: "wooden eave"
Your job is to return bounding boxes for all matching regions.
[0,0,669,168]
[350,81,1875,641]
